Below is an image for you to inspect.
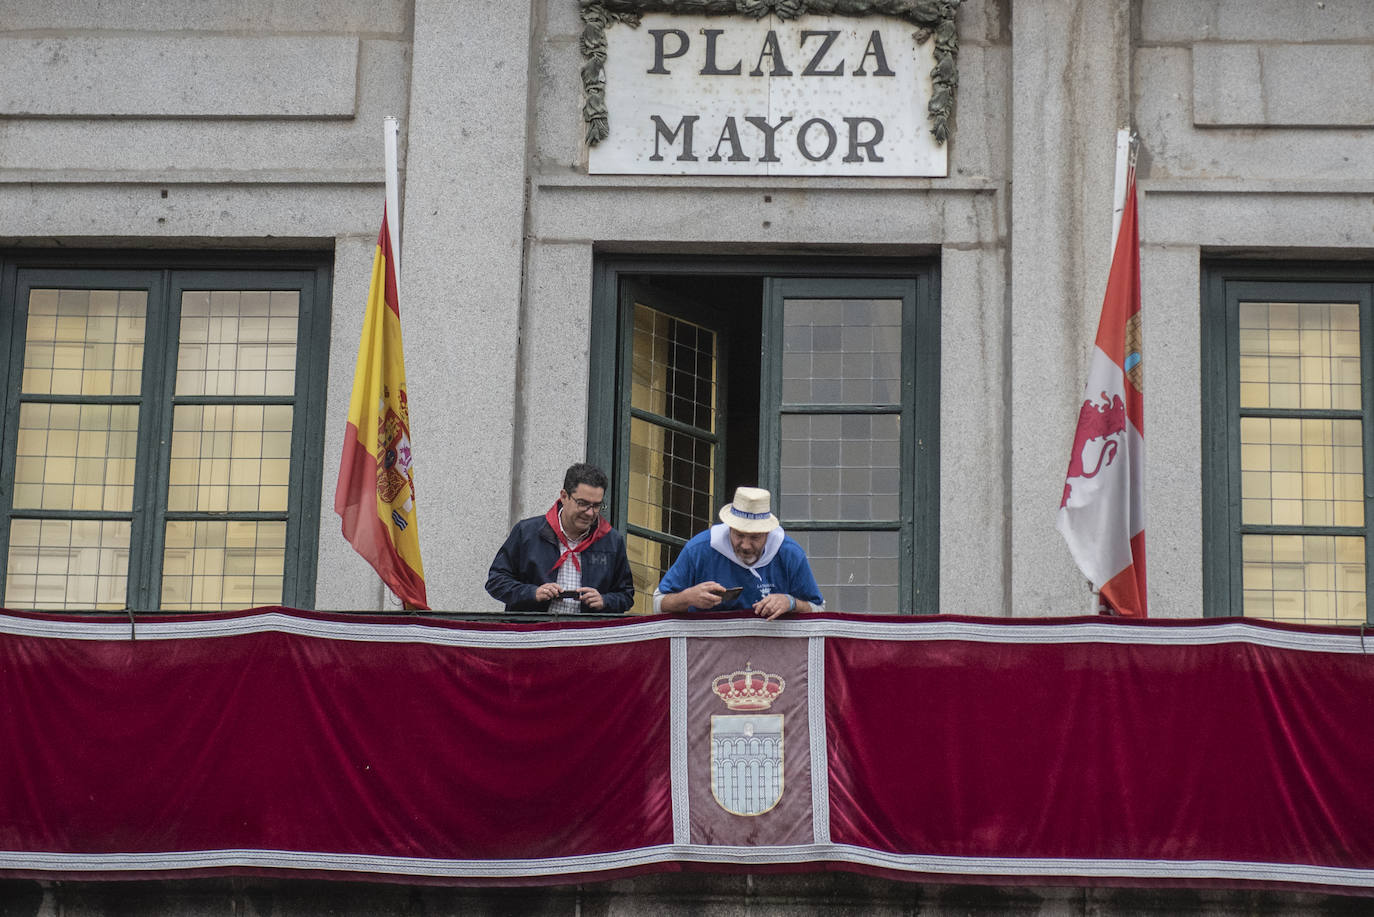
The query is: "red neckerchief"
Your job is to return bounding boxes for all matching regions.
[546,501,611,574]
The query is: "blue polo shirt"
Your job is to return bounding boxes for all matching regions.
[655,524,825,612]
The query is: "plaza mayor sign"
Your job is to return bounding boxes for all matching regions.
[581,1,960,178]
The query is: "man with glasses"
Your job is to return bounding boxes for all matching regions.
[485,462,634,614]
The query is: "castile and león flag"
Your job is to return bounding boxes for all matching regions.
[1058,133,1147,617]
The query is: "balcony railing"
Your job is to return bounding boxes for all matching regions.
[1,607,1372,896]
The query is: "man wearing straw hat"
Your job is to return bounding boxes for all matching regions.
[654,486,824,620]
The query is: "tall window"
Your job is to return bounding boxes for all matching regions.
[768,279,925,615]
[0,254,331,612]
[590,258,939,615]
[1203,266,1373,624]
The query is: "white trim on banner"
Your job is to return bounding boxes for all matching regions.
[670,635,690,845]
[3,845,1371,890]
[0,612,1366,655]
[808,635,831,846]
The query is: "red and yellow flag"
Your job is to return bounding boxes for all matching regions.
[334,207,428,609]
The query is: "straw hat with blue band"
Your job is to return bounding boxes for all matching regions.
[718,486,780,533]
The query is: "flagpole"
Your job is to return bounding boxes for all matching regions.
[1110,127,1132,250]
[383,116,402,289]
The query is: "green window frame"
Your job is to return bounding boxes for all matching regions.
[589,256,939,615]
[1202,263,1374,624]
[0,251,332,612]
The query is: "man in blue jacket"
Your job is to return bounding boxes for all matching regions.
[654,486,824,620]
[485,463,635,613]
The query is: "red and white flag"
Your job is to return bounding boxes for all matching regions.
[1057,153,1147,617]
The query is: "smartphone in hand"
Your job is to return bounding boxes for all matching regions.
[718,586,743,603]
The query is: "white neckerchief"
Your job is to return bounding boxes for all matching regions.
[709,524,784,581]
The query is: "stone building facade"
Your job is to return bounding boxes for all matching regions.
[2,0,1372,912]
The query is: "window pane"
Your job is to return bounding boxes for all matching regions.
[627,416,714,541]
[789,529,899,615]
[1242,534,1365,625]
[22,289,147,397]
[4,519,129,610]
[782,298,902,405]
[160,520,285,611]
[2,265,324,612]
[167,404,293,512]
[629,303,716,431]
[1238,300,1361,410]
[625,532,675,616]
[176,290,298,396]
[13,403,139,511]
[780,413,900,521]
[1239,417,1363,527]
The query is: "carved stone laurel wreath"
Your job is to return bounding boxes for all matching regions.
[579,0,960,148]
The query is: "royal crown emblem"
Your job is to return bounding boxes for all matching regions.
[710,663,785,816]
[712,664,785,711]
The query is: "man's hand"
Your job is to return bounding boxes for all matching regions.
[534,582,562,602]
[753,593,793,621]
[660,581,727,612]
[578,587,605,610]
[684,581,727,610]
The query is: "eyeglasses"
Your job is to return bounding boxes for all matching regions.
[566,497,607,513]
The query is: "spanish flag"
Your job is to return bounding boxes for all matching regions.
[334,206,428,609]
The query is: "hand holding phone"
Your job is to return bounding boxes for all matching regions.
[717,586,743,603]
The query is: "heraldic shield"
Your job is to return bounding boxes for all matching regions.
[710,664,785,816]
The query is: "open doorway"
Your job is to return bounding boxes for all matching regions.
[589,257,939,616]
[611,273,761,613]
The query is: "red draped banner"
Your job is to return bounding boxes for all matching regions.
[0,609,1371,895]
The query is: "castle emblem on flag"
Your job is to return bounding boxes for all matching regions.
[710,663,785,816]
[1124,311,1144,392]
